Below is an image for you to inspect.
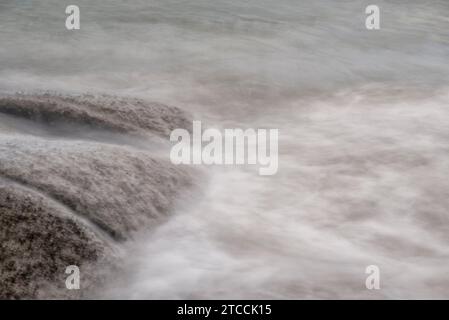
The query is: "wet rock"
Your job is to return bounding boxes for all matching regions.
[0,93,193,298]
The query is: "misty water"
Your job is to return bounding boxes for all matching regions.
[1,0,449,298]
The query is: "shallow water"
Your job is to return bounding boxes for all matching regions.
[1,0,449,298]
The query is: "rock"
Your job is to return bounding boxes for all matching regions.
[0,181,113,299]
[0,93,194,298]
[0,93,191,137]
[0,137,192,241]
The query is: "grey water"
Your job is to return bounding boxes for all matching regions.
[1,0,449,298]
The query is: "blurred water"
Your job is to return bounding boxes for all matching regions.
[1,0,449,298]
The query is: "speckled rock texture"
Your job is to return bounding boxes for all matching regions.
[0,93,192,299]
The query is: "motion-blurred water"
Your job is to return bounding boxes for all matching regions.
[1,0,449,298]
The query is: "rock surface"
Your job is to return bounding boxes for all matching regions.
[0,94,191,137]
[0,93,193,299]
